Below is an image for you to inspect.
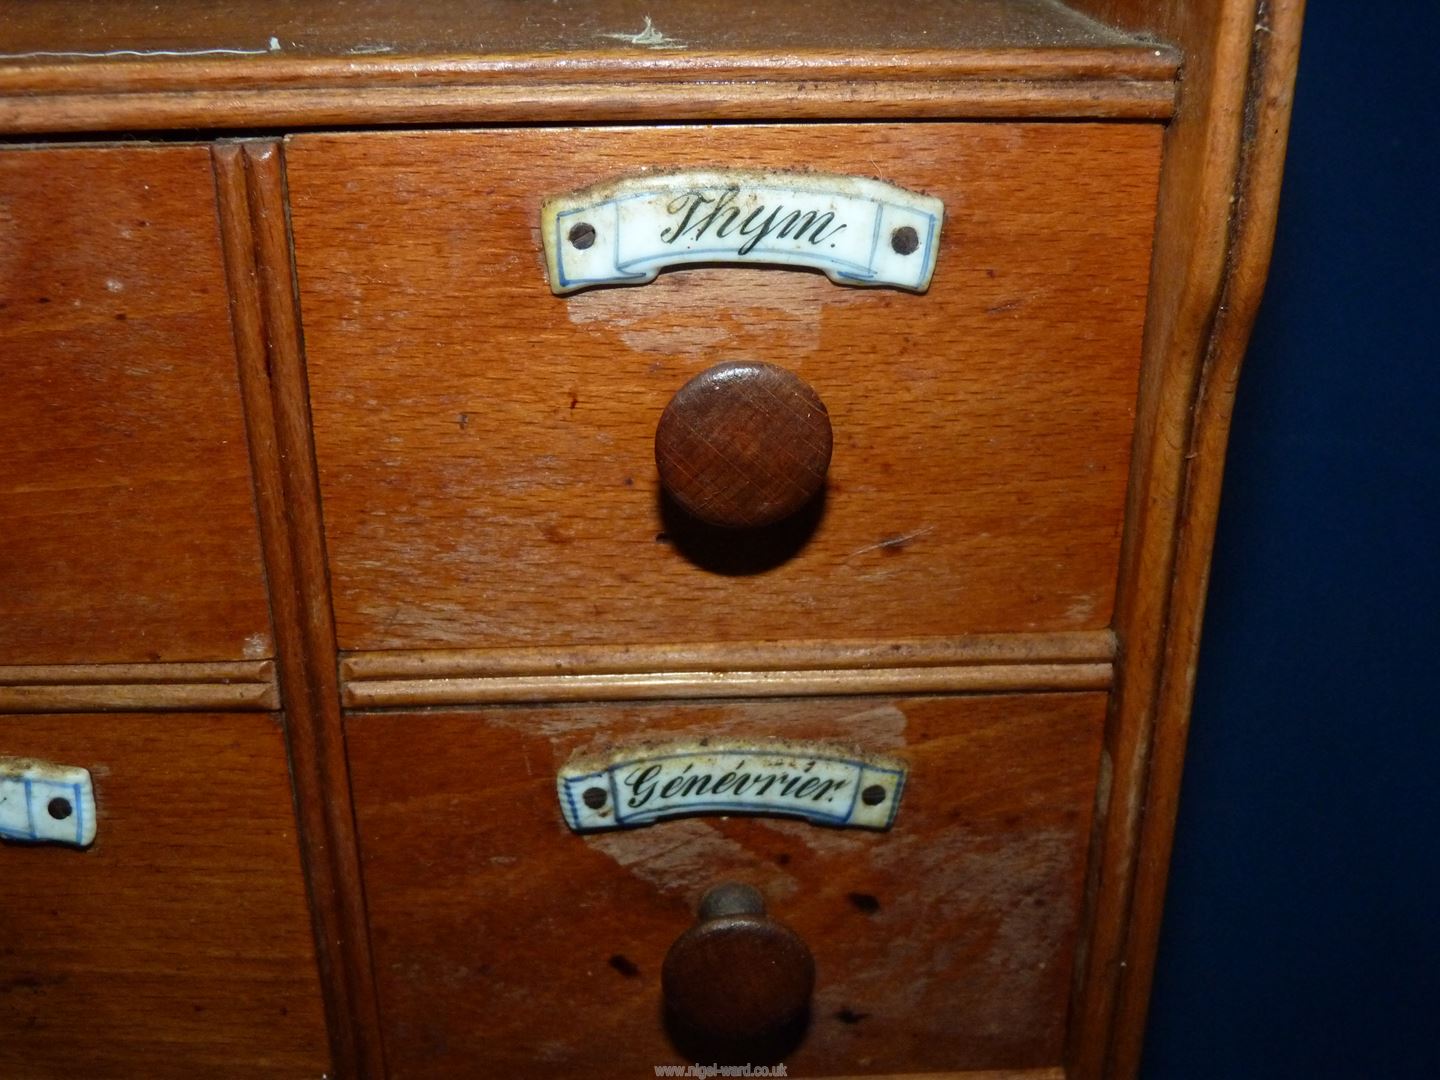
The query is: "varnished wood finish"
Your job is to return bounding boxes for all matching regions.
[1104,4,1308,1076]
[0,80,1178,135]
[0,660,278,712]
[348,693,1105,1078]
[0,5,1306,1077]
[212,142,386,1079]
[0,145,272,666]
[341,631,1117,705]
[656,361,833,528]
[0,0,1174,59]
[343,630,1117,677]
[0,713,330,1078]
[0,1,1178,131]
[343,664,1113,708]
[1063,3,1306,1078]
[288,123,1160,653]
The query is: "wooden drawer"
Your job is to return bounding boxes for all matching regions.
[347,692,1105,1077]
[287,124,1161,653]
[0,146,272,666]
[0,714,330,1078]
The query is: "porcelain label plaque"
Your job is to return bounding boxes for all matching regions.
[0,758,96,847]
[542,169,943,294]
[558,740,906,832]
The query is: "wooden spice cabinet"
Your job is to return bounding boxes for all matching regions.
[0,3,1303,1078]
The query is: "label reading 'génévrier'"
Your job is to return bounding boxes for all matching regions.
[557,740,906,832]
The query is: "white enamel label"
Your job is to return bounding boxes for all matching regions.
[557,740,906,832]
[0,758,97,847]
[541,169,943,295]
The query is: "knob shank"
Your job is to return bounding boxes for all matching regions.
[662,883,815,1045]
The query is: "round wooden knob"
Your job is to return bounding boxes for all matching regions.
[662,883,815,1046]
[655,362,833,528]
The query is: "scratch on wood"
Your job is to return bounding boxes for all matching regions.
[0,38,282,59]
[599,16,685,50]
[848,526,934,559]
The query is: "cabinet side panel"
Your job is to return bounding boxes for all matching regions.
[1066,2,1307,1077]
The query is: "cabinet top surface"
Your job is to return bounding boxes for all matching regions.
[0,0,1166,62]
[0,0,1178,132]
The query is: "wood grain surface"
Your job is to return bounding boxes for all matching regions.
[0,1,1178,131]
[0,0,1165,59]
[0,6,1303,1078]
[342,630,1117,677]
[345,624,1111,676]
[340,631,1117,704]
[0,713,330,1078]
[344,664,1114,708]
[0,80,1180,136]
[1062,3,1308,1078]
[0,145,272,666]
[347,692,1105,1078]
[213,141,387,1078]
[287,123,1161,653]
[0,660,278,712]
[1079,4,1309,1078]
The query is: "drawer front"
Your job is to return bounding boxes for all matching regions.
[347,693,1105,1077]
[0,714,330,1078]
[0,146,272,665]
[287,124,1160,652]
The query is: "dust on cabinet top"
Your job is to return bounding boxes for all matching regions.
[0,0,1176,59]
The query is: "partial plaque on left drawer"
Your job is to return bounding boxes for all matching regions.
[0,758,96,846]
[0,713,331,1075]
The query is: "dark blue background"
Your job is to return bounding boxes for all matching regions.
[1142,4,1440,1078]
